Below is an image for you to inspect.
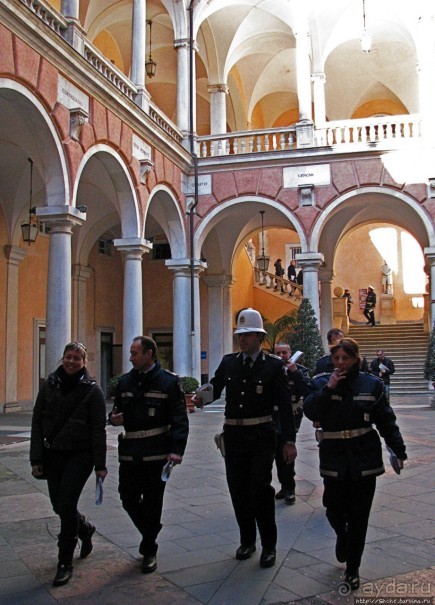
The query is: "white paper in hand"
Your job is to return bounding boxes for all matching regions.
[290,351,303,364]
[95,476,104,505]
[195,383,214,405]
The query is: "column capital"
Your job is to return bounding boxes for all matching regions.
[36,206,86,231]
[4,245,26,265]
[165,258,207,276]
[311,72,326,84]
[174,38,190,50]
[203,274,234,288]
[318,268,334,282]
[208,84,229,95]
[424,247,435,263]
[296,252,324,268]
[113,238,152,258]
[72,264,92,281]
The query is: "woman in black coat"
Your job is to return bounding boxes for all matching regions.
[30,342,107,587]
[304,338,406,590]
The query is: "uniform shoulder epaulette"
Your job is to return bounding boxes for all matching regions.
[268,353,282,361]
[163,368,177,377]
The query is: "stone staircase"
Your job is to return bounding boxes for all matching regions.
[349,322,430,395]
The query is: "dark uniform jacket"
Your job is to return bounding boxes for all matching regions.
[370,357,395,385]
[303,369,406,480]
[110,361,189,462]
[30,367,107,470]
[274,364,310,434]
[210,351,296,441]
[365,290,376,310]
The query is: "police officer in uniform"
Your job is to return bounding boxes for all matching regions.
[304,338,406,590]
[273,342,310,504]
[196,309,297,568]
[109,336,189,574]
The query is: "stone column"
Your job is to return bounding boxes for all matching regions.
[4,246,26,406]
[114,238,151,372]
[131,0,151,111]
[294,28,312,122]
[61,0,86,53]
[203,274,234,376]
[312,72,326,144]
[208,84,228,134]
[166,258,206,380]
[36,206,85,376]
[296,253,324,322]
[416,14,435,142]
[424,247,435,328]
[72,264,92,344]
[174,38,190,138]
[318,268,334,344]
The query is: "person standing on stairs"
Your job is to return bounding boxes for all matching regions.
[370,349,395,402]
[274,258,285,293]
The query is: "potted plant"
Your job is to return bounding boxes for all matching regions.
[180,376,200,413]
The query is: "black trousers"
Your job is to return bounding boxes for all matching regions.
[323,475,376,573]
[275,432,295,492]
[118,461,166,556]
[46,449,94,539]
[363,307,375,326]
[224,423,277,550]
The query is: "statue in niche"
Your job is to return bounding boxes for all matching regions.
[381,260,393,295]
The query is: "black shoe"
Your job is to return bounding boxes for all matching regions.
[260,549,276,568]
[235,544,256,560]
[141,554,157,574]
[284,492,296,505]
[79,524,95,559]
[275,489,285,500]
[344,570,360,590]
[335,532,347,563]
[53,564,73,587]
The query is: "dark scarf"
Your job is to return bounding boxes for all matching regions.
[56,365,88,396]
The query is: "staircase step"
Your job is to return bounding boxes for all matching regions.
[349,322,430,395]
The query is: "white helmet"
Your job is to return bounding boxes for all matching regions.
[234,308,266,334]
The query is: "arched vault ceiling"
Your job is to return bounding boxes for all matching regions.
[318,193,430,267]
[200,201,297,274]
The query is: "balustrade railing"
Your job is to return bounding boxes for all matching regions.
[19,0,67,35]
[254,267,303,302]
[317,114,421,146]
[197,127,297,158]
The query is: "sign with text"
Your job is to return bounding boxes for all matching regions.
[359,288,368,310]
[58,75,89,113]
[283,164,331,188]
[132,135,152,161]
[182,174,212,196]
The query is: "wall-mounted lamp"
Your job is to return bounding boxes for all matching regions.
[145,19,157,78]
[360,0,371,53]
[21,158,38,245]
[255,210,270,273]
[77,205,88,213]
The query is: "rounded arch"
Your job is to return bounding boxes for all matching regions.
[195,196,308,274]
[146,184,187,259]
[0,78,69,244]
[75,144,141,235]
[310,187,435,266]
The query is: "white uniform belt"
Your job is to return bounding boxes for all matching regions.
[321,427,373,439]
[224,415,272,426]
[119,454,168,462]
[123,426,170,439]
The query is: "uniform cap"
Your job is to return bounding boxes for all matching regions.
[368,284,375,290]
[234,308,266,334]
